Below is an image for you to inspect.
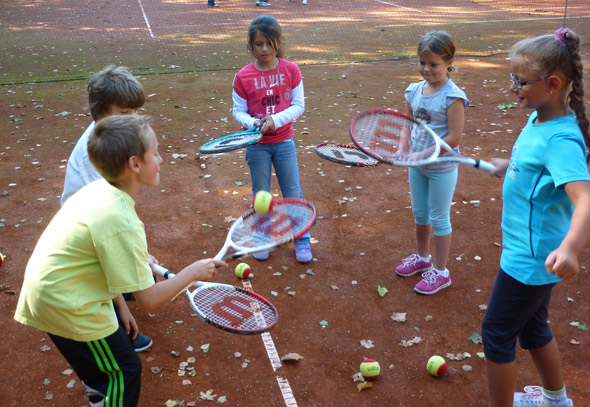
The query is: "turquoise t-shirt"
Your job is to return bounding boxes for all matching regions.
[500,112,589,285]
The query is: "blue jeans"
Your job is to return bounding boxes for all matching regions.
[246,139,310,244]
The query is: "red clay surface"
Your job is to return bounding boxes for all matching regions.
[2,54,590,406]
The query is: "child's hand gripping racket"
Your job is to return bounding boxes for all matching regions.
[199,126,262,154]
[350,109,495,172]
[152,263,278,335]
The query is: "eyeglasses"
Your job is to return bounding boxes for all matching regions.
[509,73,545,89]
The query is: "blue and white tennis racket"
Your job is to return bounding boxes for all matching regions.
[199,126,262,154]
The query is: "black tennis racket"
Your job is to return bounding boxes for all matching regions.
[214,198,317,262]
[199,126,262,154]
[350,109,495,172]
[152,264,278,335]
[314,143,380,167]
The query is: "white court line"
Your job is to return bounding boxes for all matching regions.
[373,0,426,14]
[137,0,155,38]
[374,14,589,28]
[242,279,298,407]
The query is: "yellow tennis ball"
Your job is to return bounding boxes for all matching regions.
[0,252,5,266]
[360,358,380,380]
[427,355,447,377]
[235,262,251,279]
[253,190,273,215]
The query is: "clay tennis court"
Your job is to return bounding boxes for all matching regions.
[1,1,590,406]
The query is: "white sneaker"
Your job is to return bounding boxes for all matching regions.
[261,1,271,5]
[302,0,307,4]
[513,386,573,407]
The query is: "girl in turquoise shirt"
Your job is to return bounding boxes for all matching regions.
[482,28,590,407]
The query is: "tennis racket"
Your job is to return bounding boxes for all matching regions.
[214,198,317,262]
[199,126,262,154]
[152,264,278,335]
[350,109,495,172]
[314,143,380,167]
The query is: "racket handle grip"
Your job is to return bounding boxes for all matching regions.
[152,263,176,279]
[475,159,496,173]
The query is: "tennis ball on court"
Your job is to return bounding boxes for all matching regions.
[0,252,4,266]
[427,355,447,377]
[235,262,251,279]
[360,358,381,380]
[253,190,273,215]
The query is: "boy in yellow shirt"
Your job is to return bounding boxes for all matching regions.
[15,115,226,406]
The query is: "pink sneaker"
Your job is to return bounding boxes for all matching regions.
[413,269,451,295]
[395,254,432,277]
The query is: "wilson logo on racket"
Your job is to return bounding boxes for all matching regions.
[211,295,255,326]
[251,213,302,239]
[368,118,404,154]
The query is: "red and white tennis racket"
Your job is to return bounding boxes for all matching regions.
[350,109,495,172]
[152,264,278,335]
[213,198,317,262]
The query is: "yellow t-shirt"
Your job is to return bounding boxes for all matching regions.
[14,179,155,341]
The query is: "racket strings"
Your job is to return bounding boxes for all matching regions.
[353,112,408,159]
[232,203,315,248]
[315,144,379,165]
[192,286,276,330]
[202,132,261,153]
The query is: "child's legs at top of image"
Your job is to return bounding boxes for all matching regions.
[49,324,142,407]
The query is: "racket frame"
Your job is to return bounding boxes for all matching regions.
[199,126,262,154]
[350,109,495,172]
[314,142,380,167]
[152,264,278,335]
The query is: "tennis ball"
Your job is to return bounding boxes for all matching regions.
[427,355,447,377]
[0,252,4,266]
[253,190,273,215]
[235,262,251,279]
[360,358,380,380]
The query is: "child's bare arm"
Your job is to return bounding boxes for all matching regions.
[133,259,227,311]
[545,180,590,280]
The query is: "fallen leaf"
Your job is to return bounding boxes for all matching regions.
[356,381,373,391]
[377,285,388,297]
[360,339,375,349]
[351,372,364,382]
[400,336,422,347]
[468,333,482,344]
[281,352,304,362]
[200,389,217,401]
[391,312,407,323]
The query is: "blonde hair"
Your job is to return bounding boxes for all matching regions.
[511,29,589,156]
[417,31,456,74]
[87,65,145,121]
[88,115,152,182]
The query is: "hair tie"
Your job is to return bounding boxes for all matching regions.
[553,27,569,47]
